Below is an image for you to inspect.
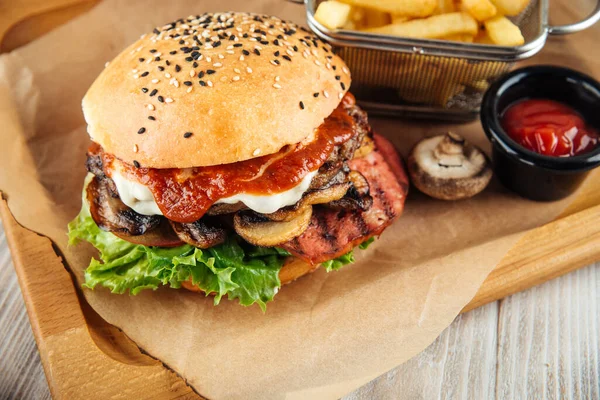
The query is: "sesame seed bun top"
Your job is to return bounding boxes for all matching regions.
[82,12,351,169]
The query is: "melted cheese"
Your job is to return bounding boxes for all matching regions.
[111,170,318,217]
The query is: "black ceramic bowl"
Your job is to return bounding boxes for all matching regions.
[481,65,600,201]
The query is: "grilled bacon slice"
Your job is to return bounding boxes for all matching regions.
[278,134,408,264]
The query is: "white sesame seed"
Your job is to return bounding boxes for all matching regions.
[147,104,155,110]
[253,148,261,156]
[198,55,204,61]
[105,61,110,67]
[303,52,309,59]
[323,90,329,98]
[165,97,173,103]
[206,56,212,62]
[246,66,253,73]
[173,80,180,88]
[342,66,349,74]
[218,54,224,59]
[132,69,138,73]
[311,49,318,57]
[146,59,152,64]
[270,60,279,66]
[205,44,213,49]
[233,76,240,81]
[190,70,196,77]
[275,76,280,81]
[213,63,222,67]
[273,83,282,89]
[234,68,241,74]
[250,37,257,42]
[255,45,262,50]
[239,55,245,61]
[187,87,193,93]
[286,49,294,57]
[314,60,322,66]
[151,79,159,83]
[207,80,213,87]
[227,45,234,50]
[338,92,344,99]
[165,73,171,78]
[133,144,139,153]
[133,74,139,79]
[326,63,332,70]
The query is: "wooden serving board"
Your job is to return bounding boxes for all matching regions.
[1,0,600,398]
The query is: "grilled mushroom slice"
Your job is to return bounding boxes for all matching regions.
[170,217,227,248]
[87,175,162,235]
[112,219,184,247]
[328,171,373,211]
[206,201,246,216]
[408,132,492,200]
[234,206,313,247]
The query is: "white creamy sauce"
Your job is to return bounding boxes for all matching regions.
[110,170,318,216]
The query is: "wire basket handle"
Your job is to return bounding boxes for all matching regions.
[548,0,600,35]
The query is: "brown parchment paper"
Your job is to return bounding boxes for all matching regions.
[0,0,596,399]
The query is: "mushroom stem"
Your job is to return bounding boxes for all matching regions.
[433,132,467,167]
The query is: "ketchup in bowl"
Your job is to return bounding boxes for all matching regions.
[501,99,600,157]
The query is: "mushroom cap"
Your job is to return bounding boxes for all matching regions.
[408,133,492,200]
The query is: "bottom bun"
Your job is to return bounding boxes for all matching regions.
[181,257,318,293]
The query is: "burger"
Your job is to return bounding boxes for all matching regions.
[69,12,408,309]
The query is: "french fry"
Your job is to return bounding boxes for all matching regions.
[469,80,491,92]
[484,16,525,46]
[441,34,475,42]
[364,8,392,28]
[434,0,455,14]
[391,15,410,24]
[314,1,353,30]
[491,0,529,16]
[337,0,437,17]
[474,31,495,44]
[365,12,478,39]
[462,0,497,21]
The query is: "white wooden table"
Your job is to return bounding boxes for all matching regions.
[0,216,598,399]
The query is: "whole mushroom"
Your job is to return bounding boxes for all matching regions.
[408,132,492,201]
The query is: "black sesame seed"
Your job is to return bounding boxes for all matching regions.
[332,65,337,70]
[274,39,280,46]
[149,89,158,96]
[199,80,207,86]
[150,49,157,53]
[185,56,193,62]
[277,34,283,39]
[165,60,171,66]
[213,41,222,47]
[254,49,261,56]
[183,132,193,138]
[170,50,177,55]
[327,55,333,59]
[335,75,341,80]
[138,57,145,62]
[233,43,243,47]
[242,49,250,55]
[175,64,181,72]
[138,127,146,134]
[179,39,185,44]
[313,92,319,97]
[191,51,200,58]
[282,55,291,61]
[273,59,280,65]
[184,81,193,86]
[158,66,165,71]
[148,116,156,121]
[154,56,161,61]
[140,71,149,77]
[134,160,141,168]
[193,61,199,68]
[141,87,149,93]
[192,46,200,50]
[274,51,280,57]
[260,40,269,45]
[243,33,248,38]
[229,35,235,41]
[293,45,298,52]
[206,69,216,74]
[157,96,164,103]
[340,82,346,90]
[153,28,160,34]
[198,71,205,78]
[299,101,305,110]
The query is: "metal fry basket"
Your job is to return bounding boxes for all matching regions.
[305,0,600,121]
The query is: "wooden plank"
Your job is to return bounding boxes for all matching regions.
[0,199,201,400]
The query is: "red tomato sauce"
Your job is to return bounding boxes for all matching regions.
[93,93,358,223]
[501,99,599,157]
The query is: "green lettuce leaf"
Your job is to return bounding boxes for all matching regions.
[68,176,377,309]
